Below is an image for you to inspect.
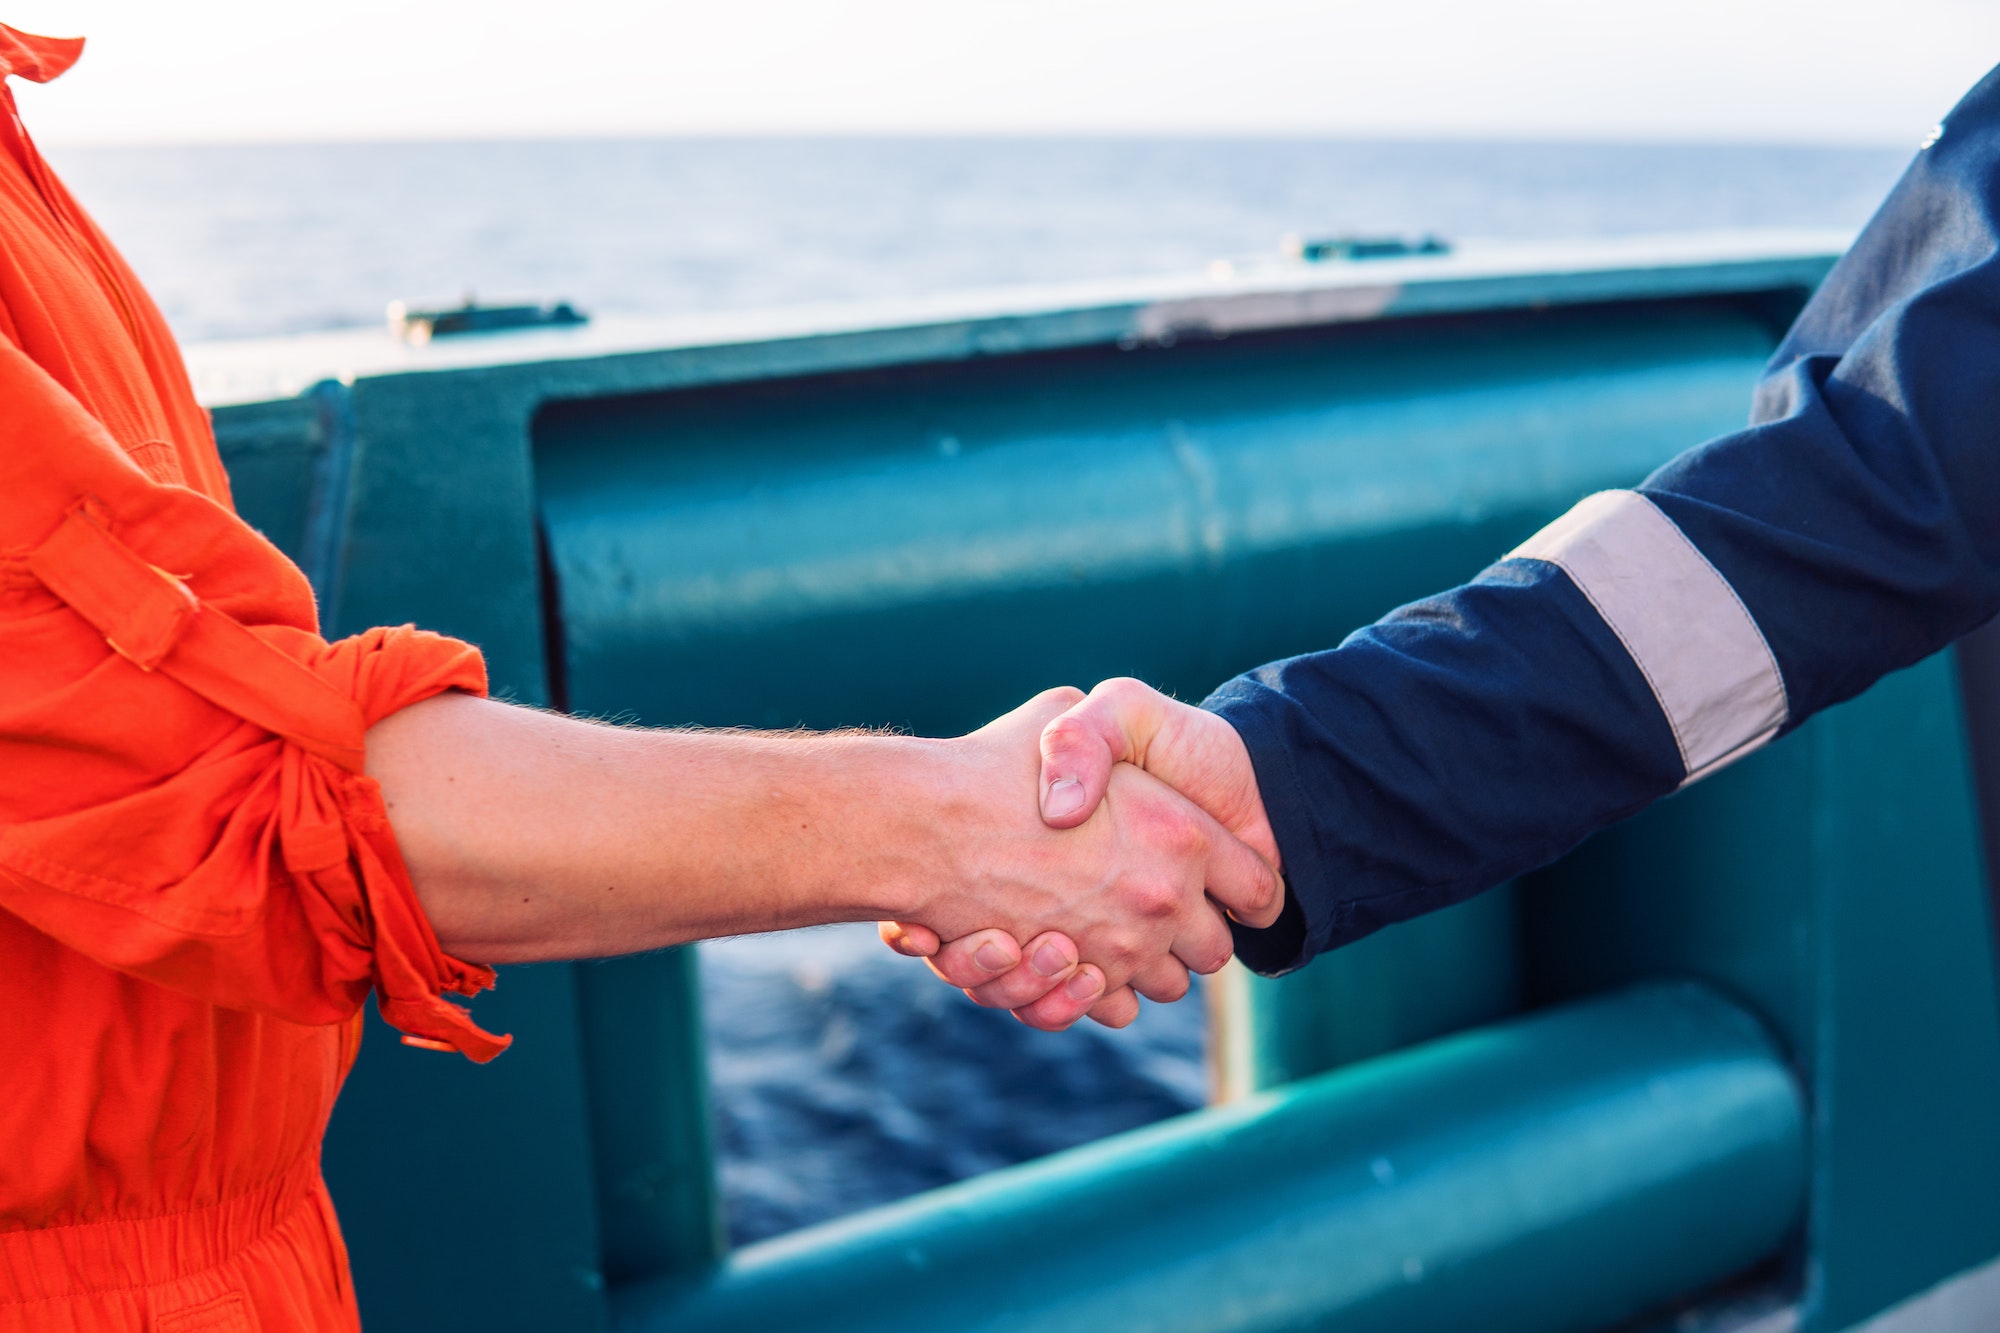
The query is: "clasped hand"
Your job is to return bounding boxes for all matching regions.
[880,682,1282,1031]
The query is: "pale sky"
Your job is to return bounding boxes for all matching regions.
[3,0,1995,147]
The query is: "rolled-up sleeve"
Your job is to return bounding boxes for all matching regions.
[0,335,510,1061]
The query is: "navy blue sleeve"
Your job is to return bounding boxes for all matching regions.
[1648,95,2000,723]
[1210,66,2000,975]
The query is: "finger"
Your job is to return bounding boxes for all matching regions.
[1130,956,1192,1005]
[965,932,1078,1008]
[1171,895,1238,977]
[1203,818,1284,930]
[1102,763,1259,959]
[1039,678,1170,827]
[1086,986,1141,1029]
[1011,962,1108,1032]
[922,928,1026,988]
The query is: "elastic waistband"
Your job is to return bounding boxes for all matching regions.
[0,1156,322,1305]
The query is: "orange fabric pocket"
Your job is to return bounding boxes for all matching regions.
[156,1290,254,1333]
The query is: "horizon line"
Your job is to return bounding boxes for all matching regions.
[35,127,1920,154]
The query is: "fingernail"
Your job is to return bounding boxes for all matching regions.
[1032,942,1071,976]
[1065,970,1103,1001]
[974,942,1011,972]
[1043,778,1086,819]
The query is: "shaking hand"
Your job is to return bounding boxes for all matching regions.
[882,680,1281,1031]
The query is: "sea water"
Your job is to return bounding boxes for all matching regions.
[45,135,1910,1244]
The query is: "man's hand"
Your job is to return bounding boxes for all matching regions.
[881,681,1282,1030]
[894,689,1280,1029]
[1038,679,1278,868]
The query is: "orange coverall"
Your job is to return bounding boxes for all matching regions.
[0,26,508,1331]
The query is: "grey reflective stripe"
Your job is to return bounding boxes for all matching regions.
[1510,490,1788,786]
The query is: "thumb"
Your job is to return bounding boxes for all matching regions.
[877,920,940,958]
[1038,678,1169,827]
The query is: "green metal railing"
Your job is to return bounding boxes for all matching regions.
[198,235,2000,1332]
[620,983,1804,1333]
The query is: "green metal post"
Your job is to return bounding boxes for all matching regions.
[574,948,726,1283]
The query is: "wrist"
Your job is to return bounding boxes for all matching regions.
[829,732,967,924]
[872,730,1027,932]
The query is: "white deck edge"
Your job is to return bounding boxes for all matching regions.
[184,228,1848,409]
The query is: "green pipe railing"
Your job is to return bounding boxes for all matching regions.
[617,983,1805,1333]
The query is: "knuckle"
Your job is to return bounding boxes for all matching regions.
[1134,801,1201,852]
[1163,811,1208,859]
[1127,876,1184,921]
[1046,685,1087,709]
[1042,714,1095,754]
[1097,941,1145,982]
[1096,676,1148,706]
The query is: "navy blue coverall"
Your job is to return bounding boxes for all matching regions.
[1209,67,2000,974]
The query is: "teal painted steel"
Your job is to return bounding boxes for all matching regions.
[1523,652,2000,1332]
[1212,884,1521,1098]
[207,392,322,562]
[329,370,613,1331]
[575,948,726,1282]
[530,295,1797,1178]
[217,374,616,1330]
[209,238,2000,1331]
[532,294,1802,1313]
[614,984,1806,1333]
[534,300,1789,738]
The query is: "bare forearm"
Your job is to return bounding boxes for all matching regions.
[365,688,1273,1012]
[366,693,947,963]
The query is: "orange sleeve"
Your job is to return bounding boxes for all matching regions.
[0,336,511,1060]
